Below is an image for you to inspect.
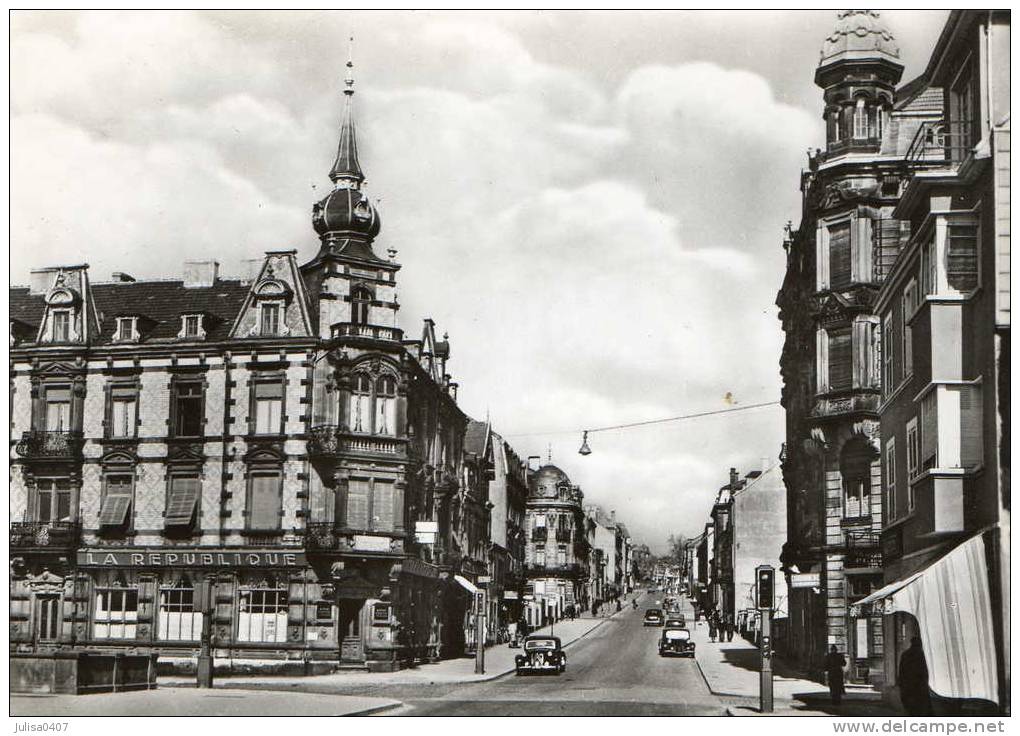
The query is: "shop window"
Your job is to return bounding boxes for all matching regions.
[172,380,204,438]
[237,586,288,643]
[94,586,138,639]
[351,286,371,325]
[374,376,397,436]
[248,472,282,531]
[35,595,61,641]
[44,385,72,432]
[253,380,284,435]
[108,384,137,439]
[841,440,873,520]
[165,474,200,529]
[36,477,72,523]
[99,474,133,528]
[158,582,202,641]
[51,310,71,342]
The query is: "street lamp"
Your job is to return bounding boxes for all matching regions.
[578,431,591,456]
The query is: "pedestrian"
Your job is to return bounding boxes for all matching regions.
[898,636,934,716]
[825,644,846,706]
[592,601,599,617]
[725,615,734,642]
[708,617,718,643]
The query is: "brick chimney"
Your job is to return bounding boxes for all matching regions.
[729,467,739,488]
[183,260,219,288]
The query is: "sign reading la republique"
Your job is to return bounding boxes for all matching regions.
[77,549,307,568]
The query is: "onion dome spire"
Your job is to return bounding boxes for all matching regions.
[329,39,364,189]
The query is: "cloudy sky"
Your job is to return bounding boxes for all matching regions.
[10,10,948,553]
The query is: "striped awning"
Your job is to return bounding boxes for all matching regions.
[850,530,998,704]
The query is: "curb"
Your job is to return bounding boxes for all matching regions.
[340,701,405,717]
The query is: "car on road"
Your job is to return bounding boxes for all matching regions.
[643,608,664,626]
[515,635,566,675]
[664,616,686,628]
[658,627,696,658]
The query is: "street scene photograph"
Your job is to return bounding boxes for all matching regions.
[7,7,1010,725]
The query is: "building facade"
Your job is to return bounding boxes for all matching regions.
[487,431,529,639]
[777,10,941,685]
[9,66,487,673]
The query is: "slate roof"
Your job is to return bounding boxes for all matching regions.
[9,279,251,345]
[463,419,489,456]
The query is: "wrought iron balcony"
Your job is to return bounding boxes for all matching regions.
[307,425,405,459]
[330,322,404,343]
[906,120,977,169]
[14,430,84,460]
[10,521,80,550]
[524,562,581,577]
[811,391,880,419]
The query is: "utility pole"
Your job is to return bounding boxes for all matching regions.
[474,589,486,675]
[196,575,214,688]
[756,565,775,713]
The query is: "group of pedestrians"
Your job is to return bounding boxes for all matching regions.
[824,637,932,716]
[705,609,734,643]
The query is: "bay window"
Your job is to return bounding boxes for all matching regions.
[917,384,983,473]
[920,391,938,472]
[919,218,980,299]
[345,478,370,529]
[840,440,873,520]
[817,213,874,291]
[351,286,371,325]
[348,371,399,435]
[828,327,852,392]
[829,222,852,289]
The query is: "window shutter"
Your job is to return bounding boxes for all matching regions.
[853,215,872,284]
[249,474,281,530]
[373,481,395,532]
[166,476,200,526]
[920,392,938,466]
[816,328,829,393]
[959,384,983,467]
[829,223,852,289]
[816,222,828,290]
[946,223,978,293]
[851,319,869,389]
[874,218,906,281]
[828,328,852,392]
[99,476,133,527]
[346,479,370,529]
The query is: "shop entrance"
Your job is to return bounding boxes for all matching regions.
[339,598,366,663]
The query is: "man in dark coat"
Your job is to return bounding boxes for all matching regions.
[825,645,847,705]
[899,637,934,716]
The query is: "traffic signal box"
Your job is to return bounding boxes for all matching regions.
[756,565,774,610]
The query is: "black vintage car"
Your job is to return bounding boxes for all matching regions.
[658,626,696,657]
[643,608,664,626]
[515,635,566,675]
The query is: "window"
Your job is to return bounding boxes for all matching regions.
[536,548,546,566]
[52,311,70,342]
[260,302,280,336]
[882,315,894,394]
[828,327,852,392]
[237,586,288,643]
[557,544,567,566]
[902,280,916,377]
[342,478,400,532]
[94,586,138,639]
[853,99,868,140]
[351,286,371,325]
[109,385,137,439]
[946,222,979,293]
[920,237,937,297]
[253,380,283,435]
[248,473,282,531]
[920,392,938,472]
[949,60,977,158]
[158,582,202,641]
[841,441,872,520]
[372,480,398,532]
[165,475,200,529]
[906,417,920,514]
[99,474,133,528]
[374,376,396,436]
[534,514,546,529]
[348,373,371,433]
[44,386,71,432]
[856,617,870,659]
[35,595,61,641]
[180,314,205,340]
[172,380,203,437]
[829,222,852,289]
[37,477,71,522]
[885,440,897,522]
[115,317,136,342]
[345,478,370,529]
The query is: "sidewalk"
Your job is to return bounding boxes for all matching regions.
[11,687,400,717]
[687,619,897,716]
[162,610,612,691]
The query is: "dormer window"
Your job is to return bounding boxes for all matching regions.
[247,277,291,338]
[179,314,206,340]
[115,317,138,343]
[351,286,372,325]
[260,303,280,336]
[52,310,71,342]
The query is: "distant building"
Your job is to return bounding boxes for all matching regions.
[487,432,529,636]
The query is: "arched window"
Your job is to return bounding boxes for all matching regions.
[374,375,397,436]
[348,373,371,432]
[841,439,874,520]
[351,286,371,325]
[853,98,869,140]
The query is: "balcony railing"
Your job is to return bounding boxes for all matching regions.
[330,322,404,343]
[14,430,84,460]
[844,530,882,570]
[10,521,80,550]
[906,120,977,169]
[525,562,580,577]
[811,392,880,419]
[307,425,405,458]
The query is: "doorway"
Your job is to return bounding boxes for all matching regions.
[338,598,366,663]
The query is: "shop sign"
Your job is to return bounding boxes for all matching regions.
[503,591,519,600]
[791,572,821,589]
[77,548,306,568]
[353,535,392,552]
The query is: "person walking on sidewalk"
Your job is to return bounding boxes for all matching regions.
[708,616,718,643]
[724,614,734,642]
[825,645,847,706]
[898,637,933,716]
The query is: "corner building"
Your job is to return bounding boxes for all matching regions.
[10,66,470,673]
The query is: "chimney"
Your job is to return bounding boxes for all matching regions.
[729,467,739,488]
[29,268,57,295]
[183,260,219,288]
[111,272,135,283]
[527,455,541,472]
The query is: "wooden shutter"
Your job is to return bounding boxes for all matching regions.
[959,384,983,467]
[828,223,852,289]
[99,476,133,526]
[373,481,394,532]
[166,476,200,526]
[346,479,369,529]
[920,392,938,467]
[828,327,852,392]
[874,218,906,281]
[249,474,281,530]
[946,223,979,293]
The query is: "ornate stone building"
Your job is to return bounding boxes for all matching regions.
[776,11,941,685]
[9,62,482,675]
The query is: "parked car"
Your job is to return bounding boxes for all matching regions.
[515,635,566,675]
[643,608,664,626]
[665,615,686,628]
[659,627,696,658]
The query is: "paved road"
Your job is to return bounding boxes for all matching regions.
[385,592,724,716]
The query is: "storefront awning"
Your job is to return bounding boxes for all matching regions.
[850,530,999,704]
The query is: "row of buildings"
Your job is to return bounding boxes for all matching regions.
[777,10,1009,712]
[680,464,788,635]
[9,61,633,678]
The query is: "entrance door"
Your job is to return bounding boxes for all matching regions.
[339,599,366,663]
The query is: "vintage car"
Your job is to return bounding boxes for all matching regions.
[643,608,665,626]
[658,627,696,657]
[664,615,686,628]
[515,635,566,675]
